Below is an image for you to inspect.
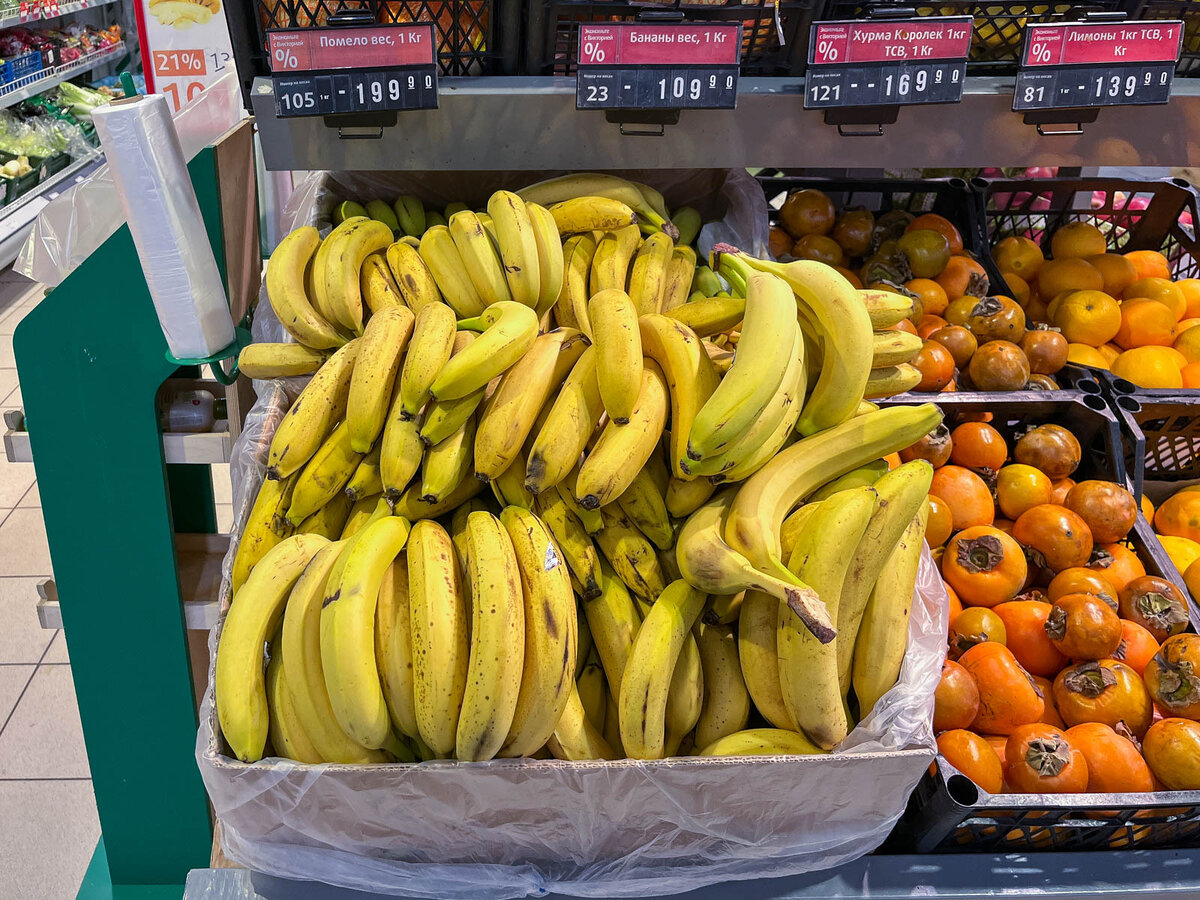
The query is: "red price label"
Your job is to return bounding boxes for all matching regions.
[153,49,206,77]
[1023,21,1183,67]
[267,24,435,72]
[577,23,741,67]
[809,17,972,65]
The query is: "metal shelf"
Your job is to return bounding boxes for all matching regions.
[0,0,120,28]
[251,75,1200,171]
[0,40,125,112]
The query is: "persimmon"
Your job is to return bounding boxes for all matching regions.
[967,295,1026,344]
[1054,659,1154,737]
[943,294,979,326]
[1034,675,1066,728]
[1123,249,1171,282]
[950,422,1008,473]
[1020,329,1069,375]
[930,466,994,532]
[1004,723,1088,793]
[993,236,1044,280]
[934,660,981,732]
[929,325,977,368]
[906,278,949,316]
[946,583,963,636]
[918,314,949,338]
[831,207,874,255]
[1143,718,1200,790]
[1013,504,1094,572]
[914,339,956,392]
[944,526,1028,607]
[1114,619,1160,677]
[1087,542,1145,595]
[996,464,1053,520]
[1044,593,1122,659]
[900,422,953,468]
[1065,722,1156,793]
[892,317,918,335]
[1004,272,1032,306]
[1064,480,1137,543]
[1119,575,1190,643]
[1181,362,1200,388]
[993,599,1068,677]
[1051,222,1107,260]
[1143,634,1200,720]
[779,189,834,238]
[1050,477,1076,504]
[937,729,1004,793]
[1014,424,1081,480]
[768,225,794,258]
[960,641,1044,734]
[967,340,1030,391]
[908,213,964,255]
[1154,489,1200,543]
[949,606,1008,658]
[937,255,988,300]
[1047,567,1118,610]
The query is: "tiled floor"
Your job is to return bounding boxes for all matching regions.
[0,272,232,899]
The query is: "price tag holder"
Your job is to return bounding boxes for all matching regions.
[805,16,972,131]
[1014,20,1183,116]
[575,22,741,113]
[267,23,438,119]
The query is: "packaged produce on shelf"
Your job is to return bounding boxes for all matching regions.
[55,82,110,120]
[0,23,120,70]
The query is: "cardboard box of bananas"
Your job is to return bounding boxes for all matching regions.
[221,173,945,770]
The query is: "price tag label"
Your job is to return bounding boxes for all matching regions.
[267,23,438,117]
[805,16,972,109]
[1014,20,1183,111]
[575,22,741,111]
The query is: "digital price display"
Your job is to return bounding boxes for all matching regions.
[804,17,972,109]
[267,23,438,117]
[576,22,741,110]
[1013,20,1183,111]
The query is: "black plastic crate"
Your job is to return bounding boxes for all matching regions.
[817,1,1131,74]
[525,0,818,76]
[225,0,518,106]
[1129,0,1200,75]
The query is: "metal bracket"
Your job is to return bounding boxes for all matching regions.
[837,123,885,137]
[1023,107,1099,135]
[606,108,680,136]
[824,105,899,135]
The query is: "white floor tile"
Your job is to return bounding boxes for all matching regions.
[0,779,99,900]
[4,386,19,407]
[0,370,16,406]
[42,630,67,664]
[16,482,37,508]
[0,461,35,507]
[0,579,53,664]
[0,509,50,577]
[0,665,88,778]
[0,334,12,368]
[0,665,33,726]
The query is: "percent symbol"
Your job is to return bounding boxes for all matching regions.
[274,47,300,69]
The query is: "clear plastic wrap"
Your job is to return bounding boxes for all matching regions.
[198,384,948,899]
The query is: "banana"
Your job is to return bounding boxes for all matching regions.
[704,590,744,625]
[835,460,934,694]
[431,301,539,401]
[334,201,367,224]
[474,329,588,481]
[872,330,924,369]
[687,271,796,460]
[456,511,525,761]
[860,289,915,328]
[345,445,384,500]
[449,210,512,307]
[491,449,535,508]
[424,211,447,230]
[778,487,877,750]
[267,339,360,479]
[518,174,671,234]
[665,296,745,338]
[348,304,415,451]
[419,331,485,445]
[856,400,880,417]
[285,421,364,525]
[386,240,443,313]
[808,459,890,503]
[360,251,405,314]
[547,683,616,761]
[341,494,386,539]
[594,505,667,601]
[376,554,419,739]
[630,180,670,222]
[628,232,674,315]
[366,199,400,233]
[393,195,426,237]
[557,233,598,335]
[694,621,750,751]
[525,347,604,496]
[392,464,488,521]
[723,403,942,605]
[602,687,626,758]
[238,343,327,378]
[661,246,697,313]
[672,207,702,247]
[864,364,922,400]
[408,520,470,756]
[698,728,825,757]
[665,475,716,519]
[398,302,457,420]
[581,558,640,692]
[265,640,324,763]
[321,516,410,749]
[692,265,724,297]
[323,218,394,334]
[266,226,346,349]
[311,218,362,326]
[445,202,469,218]
[535,489,602,600]
[576,361,669,509]
[477,211,497,243]
[297,489,354,540]
[576,654,607,730]
[550,197,638,234]
[853,505,928,717]
[738,590,798,731]
[421,411,476,504]
[664,633,703,756]
[216,534,328,762]
[558,464,603,533]
[497,507,577,757]
[380,396,425,503]
[676,488,834,643]
[575,602,594,680]
[589,290,642,425]
[487,190,540,308]
[231,472,297,593]
[615,468,673,551]
[419,225,486,317]
[618,579,707,759]
[589,224,642,295]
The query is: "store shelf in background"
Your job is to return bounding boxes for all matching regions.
[0,40,125,112]
[1131,0,1200,76]
[0,150,101,267]
[2,407,233,464]
[0,0,120,27]
[35,534,227,631]
[250,75,1200,171]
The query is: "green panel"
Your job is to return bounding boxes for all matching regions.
[168,465,216,534]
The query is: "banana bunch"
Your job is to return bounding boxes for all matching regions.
[223,179,946,765]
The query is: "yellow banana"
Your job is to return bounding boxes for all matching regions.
[557,233,597,334]
[266,226,346,349]
[547,684,616,761]
[526,202,565,318]
[661,245,698,313]
[535,489,602,600]
[418,225,485,317]
[694,621,750,751]
[285,420,364,525]
[420,408,476,504]
[419,331,485,445]
[665,296,745,338]
[872,330,924,368]
[808,459,890,503]
[559,463,603,534]
[360,250,405,314]
[664,633,703,756]
[376,554,418,739]
[615,468,673,551]
[231,472,296,593]
[265,640,324,763]
[594,504,667,601]
[341,494,385,539]
[665,475,715,519]
[698,728,824,757]
[860,289,915,328]
[864,364,922,400]
[628,231,674,315]
[430,301,539,401]
[310,218,361,326]
[589,224,641,295]
[490,448,535,509]
[398,302,457,420]
[704,590,744,626]
[525,347,604,496]
[549,196,637,234]
[487,190,541,308]
[386,240,443,313]
[391,473,488,524]
[449,210,512,307]
[323,218,393,334]
[576,654,607,730]
[518,174,671,234]
[345,445,383,501]
[347,304,415,451]
[581,558,640,693]
[267,339,360,479]
[237,342,327,379]
[738,590,798,731]
[380,393,425,502]
[588,289,642,425]
[296,489,354,540]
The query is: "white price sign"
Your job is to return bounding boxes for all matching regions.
[137,0,236,111]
